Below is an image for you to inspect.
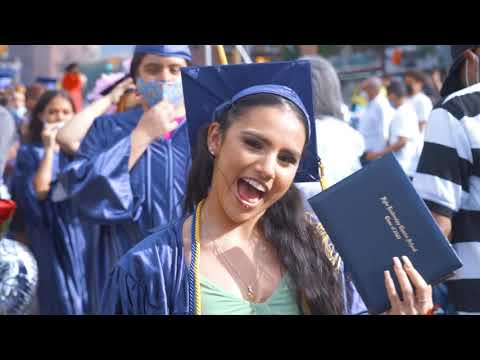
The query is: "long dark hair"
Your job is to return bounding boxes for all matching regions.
[28,90,75,144]
[185,93,344,315]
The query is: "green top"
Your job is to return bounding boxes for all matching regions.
[200,275,301,315]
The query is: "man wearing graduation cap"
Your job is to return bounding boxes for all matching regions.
[53,45,192,313]
[98,60,442,316]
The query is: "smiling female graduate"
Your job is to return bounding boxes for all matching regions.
[52,45,192,313]
[101,61,433,315]
[11,90,95,315]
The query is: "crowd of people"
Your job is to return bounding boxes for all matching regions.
[0,44,478,315]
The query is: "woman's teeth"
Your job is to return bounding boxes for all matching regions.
[242,178,267,193]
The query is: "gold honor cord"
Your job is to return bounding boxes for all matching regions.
[316,160,341,272]
[192,48,227,315]
[193,200,205,315]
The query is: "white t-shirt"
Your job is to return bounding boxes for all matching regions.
[358,94,394,152]
[341,103,352,125]
[389,102,421,177]
[296,116,365,199]
[409,92,433,127]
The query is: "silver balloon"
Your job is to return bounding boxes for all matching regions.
[0,238,38,315]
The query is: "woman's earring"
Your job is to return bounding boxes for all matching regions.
[209,148,216,157]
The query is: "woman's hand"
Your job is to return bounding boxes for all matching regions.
[41,125,59,151]
[384,256,433,315]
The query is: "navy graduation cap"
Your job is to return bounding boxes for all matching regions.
[36,77,58,90]
[181,60,319,183]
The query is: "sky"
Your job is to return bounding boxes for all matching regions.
[100,45,135,59]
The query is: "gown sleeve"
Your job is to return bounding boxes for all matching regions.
[12,146,45,227]
[100,265,147,315]
[101,232,176,315]
[100,224,189,315]
[100,255,173,315]
[53,113,143,225]
[341,264,369,315]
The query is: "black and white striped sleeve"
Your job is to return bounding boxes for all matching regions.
[413,107,473,218]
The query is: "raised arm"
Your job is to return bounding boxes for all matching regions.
[367,136,408,161]
[56,78,134,155]
[33,126,58,200]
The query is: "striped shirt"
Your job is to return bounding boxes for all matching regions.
[413,83,480,314]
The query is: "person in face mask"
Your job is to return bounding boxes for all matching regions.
[8,90,27,120]
[10,90,96,314]
[52,45,192,313]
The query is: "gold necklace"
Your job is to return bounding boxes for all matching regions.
[210,237,258,302]
[200,206,271,303]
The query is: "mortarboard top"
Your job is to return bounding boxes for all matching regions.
[134,45,192,63]
[181,60,319,183]
[0,70,14,90]
[36,77,58,90]
[0,78,13,90]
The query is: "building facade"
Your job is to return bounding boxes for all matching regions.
[8,45,101,85]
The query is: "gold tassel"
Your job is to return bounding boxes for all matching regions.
[319,159,328,192]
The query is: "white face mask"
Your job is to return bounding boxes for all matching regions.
[44,122,66,132]
[15,106,27,118]
[465,58,480,87]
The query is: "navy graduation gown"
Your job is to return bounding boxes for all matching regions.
[11,144,96,315]
[100,220,189,315]
[100,218,367,315]
[54,107,191,313]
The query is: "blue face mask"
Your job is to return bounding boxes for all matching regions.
[15,106,27,118]
[136,78,184,108]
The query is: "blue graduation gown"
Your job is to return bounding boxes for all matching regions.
[11,144,97,315]
[100,218,367,315]
[55,152,102,314]
[54,107,191,313]
[100,220,189,315]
